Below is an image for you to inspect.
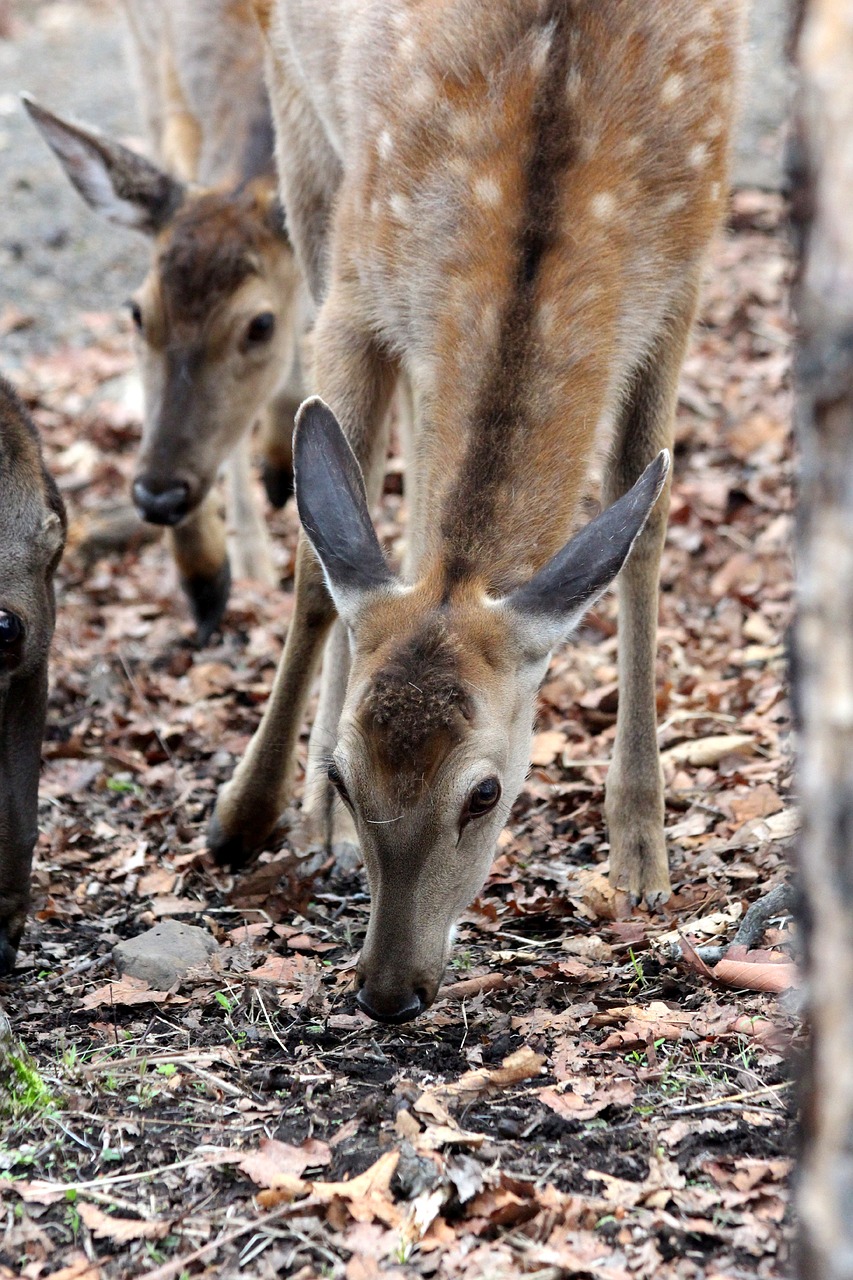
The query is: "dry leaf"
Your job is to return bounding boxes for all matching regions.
[661,734,756,767]
[530,730,568,766]
[238,1136,332,1186]
[77,1202,169,1243]
[81,977,187,1008]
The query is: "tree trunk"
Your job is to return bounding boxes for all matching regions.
[793,2,853,1275]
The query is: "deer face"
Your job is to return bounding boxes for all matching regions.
[294,399,669,1023]
[129,191,300,525]
[23,97,299,526]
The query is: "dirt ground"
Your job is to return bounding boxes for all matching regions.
[1,5,798,1280]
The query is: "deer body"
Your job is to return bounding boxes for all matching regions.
[24,0,309,641]
[0,379,66,974]
[211,0,741,1020]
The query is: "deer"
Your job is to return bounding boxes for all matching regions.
[207,0,742,1022]
[23,0,308,643]
[0,377,67,975]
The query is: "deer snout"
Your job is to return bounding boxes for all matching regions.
[355,984,425,1024]
[132,476,192,526]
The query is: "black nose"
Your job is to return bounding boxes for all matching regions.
[132,478,191,526]
[355,987,425,1025]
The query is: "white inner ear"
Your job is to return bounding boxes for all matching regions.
[43,128,150,229]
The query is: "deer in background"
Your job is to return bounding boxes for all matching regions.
[209,0,742,1021]
[0,378,66,974]
[23,0,308,642]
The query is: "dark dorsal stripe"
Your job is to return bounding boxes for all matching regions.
[440,0,577,591]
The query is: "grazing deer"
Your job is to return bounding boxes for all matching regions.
[209,0,741,1021]
[0,378,66,974]
[23,0,308,642]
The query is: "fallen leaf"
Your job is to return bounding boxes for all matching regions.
[238,1136,332,1186]
[661,734,756,767]
[77,1202,169,1243]
[81,977,187,1009]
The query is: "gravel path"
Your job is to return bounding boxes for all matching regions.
[0,1,147,362]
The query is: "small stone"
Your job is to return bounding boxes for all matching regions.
[113,920,218,990]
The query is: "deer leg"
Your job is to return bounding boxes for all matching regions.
[260,387,299,510]
[225,434,277,586]
[208,307,395,866]
[169,489,230,644]
[604,276,699,908]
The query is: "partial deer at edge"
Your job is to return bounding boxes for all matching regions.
[210,0,741,1022]
[0,378,66,974]
[24,0,308,642]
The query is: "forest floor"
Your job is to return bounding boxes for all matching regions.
[0,173,800,1280]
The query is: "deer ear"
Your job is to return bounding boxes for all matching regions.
[503,451,671,658]
[294,397,394,622]
[22,94,184,234]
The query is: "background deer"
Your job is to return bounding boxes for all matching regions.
[0,378,66,975]
[23,0,308,642]
[209,0,741,1022]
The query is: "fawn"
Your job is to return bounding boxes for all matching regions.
[24,0,308,642]
[209,0,742,1021]
[0,378,66,974]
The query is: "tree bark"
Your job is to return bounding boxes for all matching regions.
[793,2,853,1275]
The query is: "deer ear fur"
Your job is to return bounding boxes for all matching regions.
[294,397,394,621]
[22,94,184,234]
[502,451,671,658]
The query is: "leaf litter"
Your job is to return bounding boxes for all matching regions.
[0,191,798,1277]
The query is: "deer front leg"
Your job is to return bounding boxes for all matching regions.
[169,489,230,644]
[208,306,395,866]
[604,278,699,908]
[225,434,277,587]
[260,387,300,510]
[300,619,359,856]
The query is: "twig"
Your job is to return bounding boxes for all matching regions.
[136,1205,292,1280]
[19,953,111,990]
[665,1080,791,1115]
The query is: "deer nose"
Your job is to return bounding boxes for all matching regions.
[355,985,425,1025]
[132,477,191,526]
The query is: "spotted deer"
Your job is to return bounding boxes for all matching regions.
[209,0,742,1021]
[23,0,308,642]
[0,378,66,974]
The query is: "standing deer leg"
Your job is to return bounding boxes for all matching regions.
[604,275,700,908]
[208,303,396,866]
[225,434,277,586]
[260,386,300,510]
[169,488,230,644]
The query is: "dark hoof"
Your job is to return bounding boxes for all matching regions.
[261,461,295,510]
[182,559,231,645]
[0,927,20,978]
[207,810,260,870]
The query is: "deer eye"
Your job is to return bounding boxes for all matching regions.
[245,311,276,345]
[0,611,22,647]
[462,776,501,825]
[126,300,143,332]
[328,761,352,807]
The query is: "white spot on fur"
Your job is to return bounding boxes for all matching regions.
[590,191,616,220]
[529,29,552,76]
[407,74,434,108]
[389,193,411,223]
[661,73,685,104]
[703,114,724,139]
[566,67,583,100]
[689,142,709,168]
[398,33,417,59]
[710,181,721,201]
[623,134,643,156]
[537,300,559,338]
[663,191,688,213]
[378,129,393,160]
[473,175,501,207]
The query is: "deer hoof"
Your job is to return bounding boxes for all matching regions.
[608,828,672,911]
[206,810,261,870]
[182,559,232,645]
[0,925,20,977]
[262,460,295,510]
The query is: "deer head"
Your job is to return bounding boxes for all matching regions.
[294,399,669,1023]
[23,95,301,527]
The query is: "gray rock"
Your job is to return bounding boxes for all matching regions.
[113,920,218,990]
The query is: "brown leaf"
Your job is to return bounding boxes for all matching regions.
[77,1202,169,1243]
[530,730,568,766]
[238,1136,332,1187]
[428,1046,545,1106]
[661,734,756,767]
[539,1078,635,1121]
[80,977,187,1009]
[711,954,798,993]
